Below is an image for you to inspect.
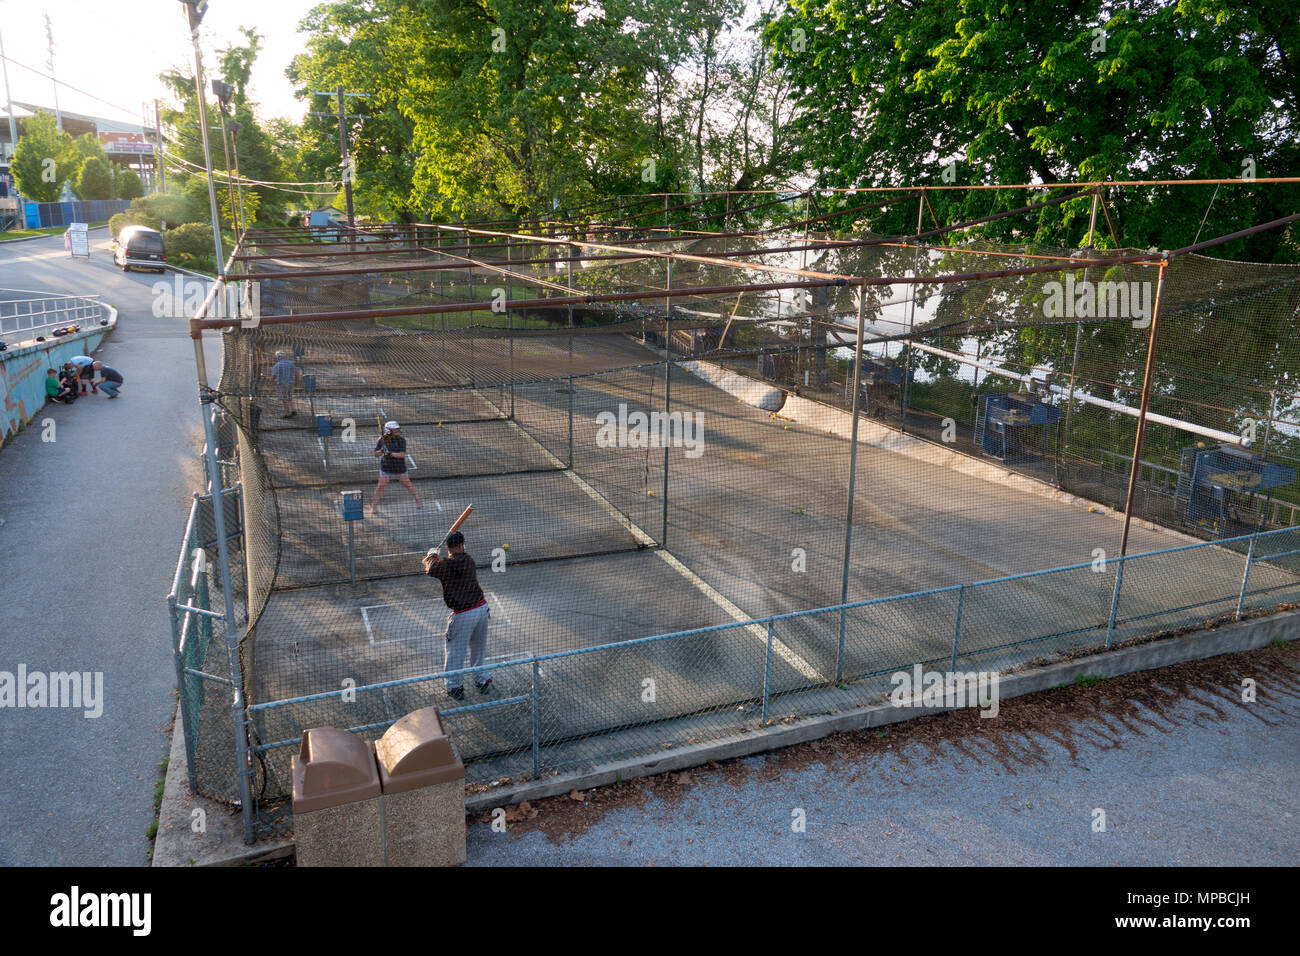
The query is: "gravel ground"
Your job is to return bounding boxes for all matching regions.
[465,641,1300,865]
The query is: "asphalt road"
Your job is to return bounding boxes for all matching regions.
[0,230,219,865]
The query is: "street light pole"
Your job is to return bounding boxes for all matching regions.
[227,119,246,232]
[44,15,63,132]
[211,80,240,236]
[154,100,166,193]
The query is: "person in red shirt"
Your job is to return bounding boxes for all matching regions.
[422,531,491,700]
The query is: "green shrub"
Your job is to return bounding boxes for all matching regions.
[112,211,162,234]
[73,157,115,201]
[115,169,144,200]
[128,192,206,229]
[164,221,216,259]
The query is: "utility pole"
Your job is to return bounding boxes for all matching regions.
[180,1,225,275]
[310,88,368,236]
[0,26,18,174]
[336,86,353,232]
[44,15,62,132]
[154,100,166,193]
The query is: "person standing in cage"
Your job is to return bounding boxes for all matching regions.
[423,531,492,700]
[269,350,299,418]
[371,421,423,512]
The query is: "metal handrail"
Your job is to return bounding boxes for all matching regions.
[0,294,106,346]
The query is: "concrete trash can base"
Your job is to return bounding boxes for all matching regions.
[292,727,383,867]
[375,706,466,866]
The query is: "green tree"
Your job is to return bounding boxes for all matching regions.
[10,113,74,202]
[68,133,108,170]
[159,26,287,228]
[73,157,115,200]
[115,168,144,200]
[164,221,217,259]
[765,0,1300,260]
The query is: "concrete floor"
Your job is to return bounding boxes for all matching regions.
[230,334,1300,810]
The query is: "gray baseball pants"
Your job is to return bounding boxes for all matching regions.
[443,603,491,691]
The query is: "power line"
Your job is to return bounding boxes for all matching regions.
[164,161,340,198]
[0,53,147,124]
[163,145,342,188]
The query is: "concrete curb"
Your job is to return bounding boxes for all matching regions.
[165,264,218,281]
[464,607,1299,813]
[152,701,293,867]
[0,224,110,245]
[679,360,785,410]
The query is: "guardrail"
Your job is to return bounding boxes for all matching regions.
[0,294,106,348]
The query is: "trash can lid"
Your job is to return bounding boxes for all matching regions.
[291,727,381,812]
[375,706,464,794]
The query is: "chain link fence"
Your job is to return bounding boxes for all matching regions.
[242,524,1300,837]
[174,212,1300,842]
[166,491,244,804]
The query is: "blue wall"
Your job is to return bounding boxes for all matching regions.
[22,199,131,229]
[0,322,113,448]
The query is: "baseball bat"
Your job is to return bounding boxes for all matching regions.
[430,505,474,555]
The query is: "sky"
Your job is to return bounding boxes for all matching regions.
[0,0,323,128]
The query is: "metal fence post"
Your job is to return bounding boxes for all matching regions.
[1105,558,1125,649]
[200,395,255,843]
[661,259,672,545]
[951,585,965,670]
[763,621,773,724]
[531,660,541,780]
[838,286,869,682]
[168,596,200,792]
[568,237,575,469]
[836,607,846,686]
[1236,529,1260,620]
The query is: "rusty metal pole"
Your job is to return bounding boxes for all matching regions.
[662,258,673,544]
[1062,189,1101,460]
[1119,258,1169,558]
[837,284,869,682]
[900,191,925,427]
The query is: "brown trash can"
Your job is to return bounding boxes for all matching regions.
[375,707,466,866]
[292,727,384,867]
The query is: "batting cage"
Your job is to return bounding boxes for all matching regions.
[170,187,1300,837]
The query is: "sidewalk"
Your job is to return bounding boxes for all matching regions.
[0,233,219,865]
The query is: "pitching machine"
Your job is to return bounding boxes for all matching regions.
[1174,443,1296,537]
[974,391,1063,464]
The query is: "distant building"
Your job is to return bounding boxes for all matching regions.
[0,102,161,194]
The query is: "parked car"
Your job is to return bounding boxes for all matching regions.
[113,225,167,273]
